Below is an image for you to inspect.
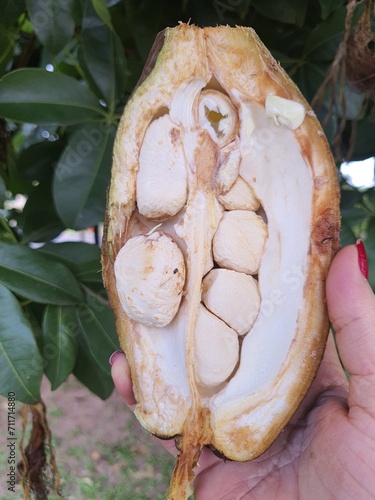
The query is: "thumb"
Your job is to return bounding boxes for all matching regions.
[326,242,375,416]
[109,350,136,409]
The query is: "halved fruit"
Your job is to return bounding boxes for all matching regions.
[102,24,340,499]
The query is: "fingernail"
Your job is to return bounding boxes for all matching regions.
[356,239,369,280]
[109,349,124,366]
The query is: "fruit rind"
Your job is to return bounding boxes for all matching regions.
[102,23,340,500]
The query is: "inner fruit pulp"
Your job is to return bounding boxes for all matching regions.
[115,77,269,396]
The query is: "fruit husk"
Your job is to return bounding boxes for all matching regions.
[102,24,340,499]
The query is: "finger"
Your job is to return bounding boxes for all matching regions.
[326,243,375,416]
[299,332,348,409]
[109,350,136,408]
[317,332,349,387]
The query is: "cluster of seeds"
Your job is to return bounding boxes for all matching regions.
[115,83,270,390]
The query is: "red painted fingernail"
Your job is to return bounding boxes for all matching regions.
[109,349,124,366]
[356,239,368,280]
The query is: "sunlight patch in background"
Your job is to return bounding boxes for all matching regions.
[341,157,375,188]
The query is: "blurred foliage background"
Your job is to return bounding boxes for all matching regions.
[0,0,374,409]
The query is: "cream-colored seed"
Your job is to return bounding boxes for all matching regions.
[218,176,260,211]
[194,304,239,387]
[114,231,185,327]
[202,269,260,336]
[215,142,241,195]
[136,115,187,219]
[213,210,267,274]
[265,95,306,130]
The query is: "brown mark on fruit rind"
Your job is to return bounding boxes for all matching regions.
[314,175,329,190]
[312,208,340,250]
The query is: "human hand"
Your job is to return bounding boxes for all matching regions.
[110,243,375,499]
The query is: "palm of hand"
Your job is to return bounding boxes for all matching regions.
[193,335,374,500]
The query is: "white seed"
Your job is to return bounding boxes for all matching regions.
[136,115,187,219]
[265,95,305,130]
[173,212,185,239]
[218,176,260,211]
[215,142,241,195]
[202,269,260,336]
[198,90,238,148]
[233,96,256,152]
[213,210,267,274]
[194,304,239,387]
[114,231,185,327]
[169,77,206,130]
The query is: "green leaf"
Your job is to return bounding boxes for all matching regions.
[42,305,78,390]
[363,188,375,215]
[303,7,346,56]
[38,241,101,265]
[124,0,167,61]
[73,292,118,399]
[1,131,33,195]
[91,0,115,31]
[18,140,65,182]
[343,121,375,162]
[23,304,44,351]
[293,62,326,104]
[0,109,17,187]
[235,0,252,20]
[70,0,83,24]
[2,0,25,27]
[122,56,143,93]
[340,218,356,247]
[319,0,345,20]
[209,0,251,22]
[38,242,102,283]
[53,122,116,230]
[366,217,375,291]
[340,188,368,228]
[79,0,126,106]
[0,216,17,244]
[73,333,114,399]
[75,259,102,283]
[340,185,363,207]
[13,124,59,153]
[26,0,75,55]
[0,25,18,77]
[21,181,66,243]
[76,291,118,371]
[0,69,106,125]
[0,283,43,403]
[251,0,308,27]
[0,241,85,304]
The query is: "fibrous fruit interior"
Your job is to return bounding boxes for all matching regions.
[102,24,340,500]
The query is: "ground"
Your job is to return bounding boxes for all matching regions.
[0,376,175,500]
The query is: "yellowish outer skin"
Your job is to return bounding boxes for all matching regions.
[102,24,340,500]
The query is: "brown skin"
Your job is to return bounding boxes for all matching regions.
[111,244,375,499]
